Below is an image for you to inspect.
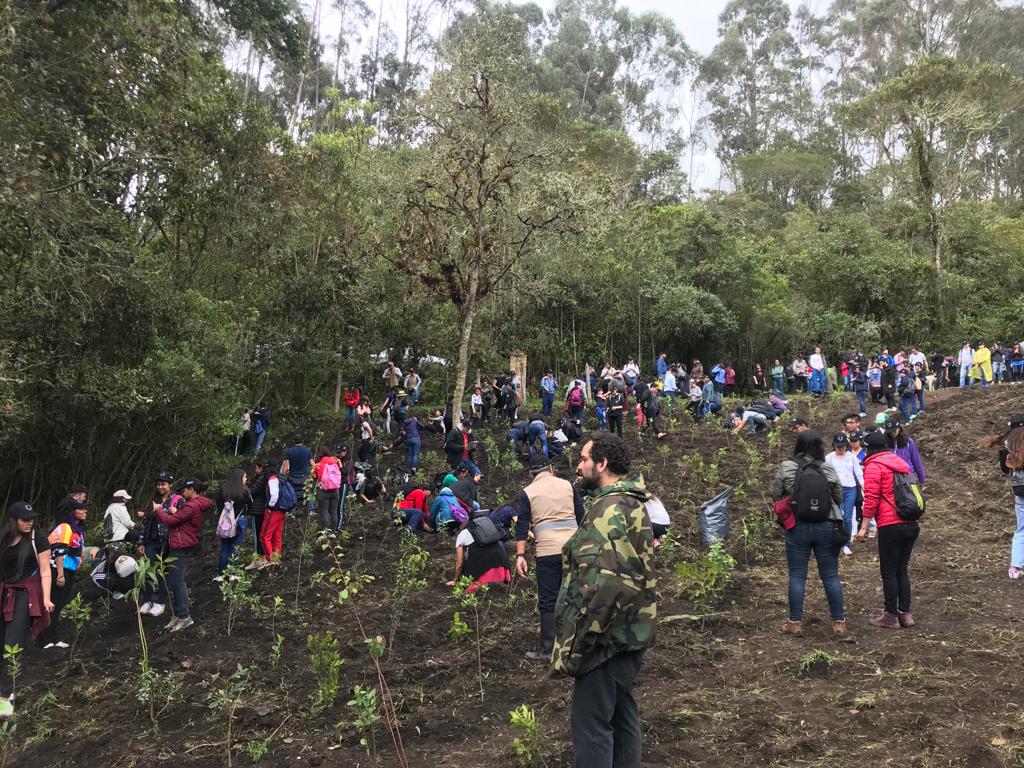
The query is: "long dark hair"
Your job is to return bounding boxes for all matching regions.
[887,424,909,449]
[793,430,825,462]
[220,467,248,503]
[0,518,21,553]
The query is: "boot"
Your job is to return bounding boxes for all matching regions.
[831,619,847,636]
[897,611,915,627]
[781,619,802,635]
[869,611,900,628]
[525,613,555,662]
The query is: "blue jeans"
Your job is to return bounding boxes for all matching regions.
[595,406,607,430]
[405,508,427,531]
[408,387,419,407]
[460,458,482,476]
[541,391,554,415]
[915,388,925,411]
[772,375,784,392]
[506,428,525,452]
[840,487,856,545]
[528,425,548,458]
[810,368,826,394]
[784,521,844,621]
[899,395,914,421]
[994,362,1006,383]
[346,406,356,425]
[252,428,267,456]
[142,542,167,605]
[1012,495,1024,569]
[972,370,989,387]
[165,548,193,619]
[960,366,971,387]
[407,438,421,472]
[218,516,249,574]
[855,391,866,414]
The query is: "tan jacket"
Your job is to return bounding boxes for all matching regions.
[524,471,578,558]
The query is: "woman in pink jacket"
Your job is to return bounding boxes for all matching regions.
[857,431,919,628]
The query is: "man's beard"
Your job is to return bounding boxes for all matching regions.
[577,471,599,491]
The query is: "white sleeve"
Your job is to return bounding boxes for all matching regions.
[268,476,280,508]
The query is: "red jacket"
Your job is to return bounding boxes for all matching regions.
[862,451,912,528]
[155,495,212,550]
[398,488,431,513]
[343,389,361,407]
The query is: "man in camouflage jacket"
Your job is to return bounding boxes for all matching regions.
[552,433,657,768]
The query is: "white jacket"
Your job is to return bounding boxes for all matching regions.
[104,502,135,541]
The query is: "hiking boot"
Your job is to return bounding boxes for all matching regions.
[831,619,847,636]
[897,611,915,627]
[781,620,803,635]
[869,611,900,629]
[165,616,181,631]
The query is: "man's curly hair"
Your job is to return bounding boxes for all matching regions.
[587,433,630,476]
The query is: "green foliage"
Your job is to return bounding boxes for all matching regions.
[674,541,736,609]
[220,563,260,636]
[346,685,381,757]
[62,593,92,664]
[509,704,542,767]
[448,611,472,642]
[270,634,285,671]
[307,633,344,711]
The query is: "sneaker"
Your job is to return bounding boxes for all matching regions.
[841,545,853,556]
[244,560,262,571]
[212,575,224,583]
[652,538,661,549]
[227,574,239,582]
[42,642,55,649]
[859,412,867,417]
[54,641,70,649]
[112,591,124,600]
[165,616,181,631]
[170,616,193,633]
[831,619,848,636]
[1009,567,1023,580]
[0,698,12,719]
[149,603,166,618]
[139,602,154,615]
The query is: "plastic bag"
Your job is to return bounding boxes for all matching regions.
[698,486,734,545]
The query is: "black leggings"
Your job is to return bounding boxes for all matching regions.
[0,590,29,697]
[877,523,919,614]
[37,568,75,646]
[607,413,623,437]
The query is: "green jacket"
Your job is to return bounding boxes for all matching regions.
[551,476,657,678]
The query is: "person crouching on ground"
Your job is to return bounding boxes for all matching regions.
[552,433,656,768]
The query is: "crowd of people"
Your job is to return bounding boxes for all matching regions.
[1,346,1022,768]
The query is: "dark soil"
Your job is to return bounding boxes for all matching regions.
[10,384,1024,768]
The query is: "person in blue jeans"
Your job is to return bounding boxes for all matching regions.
[826,434,863,556]
[527,415,549,458]
[215,467,252,578]
[540,372,557,416]
[387,415,423,473]
[771,430,846,636]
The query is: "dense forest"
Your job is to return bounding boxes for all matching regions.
[2,0,1024,505]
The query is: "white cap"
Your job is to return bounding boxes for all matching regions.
[113,489,132,501]
[114,556,138,578]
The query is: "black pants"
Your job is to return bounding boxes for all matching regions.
[37,568,75,646]
[878,523,919,614]
[572,650,645,768]
[0,590,29,697]
[535,555,563,615]
[607,413,623,437]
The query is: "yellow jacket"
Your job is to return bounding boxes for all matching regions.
[971,346,992,380]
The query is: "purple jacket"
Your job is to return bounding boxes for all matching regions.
[893,438,926,484]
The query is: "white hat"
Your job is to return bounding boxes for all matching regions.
[113,489,132,501]
[115,556,138,579]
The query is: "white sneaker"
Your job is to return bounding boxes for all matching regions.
[149,603,166,618]
[112,592,125,600]
[42,642,55,649]
[243,560,261,571]
[212,576,224,583]
[54,641,70,649]
[165,616,181,631]
[139,602,154,615]
[841,545,853,556]
[859,412,867,417]
[170,616,193,633]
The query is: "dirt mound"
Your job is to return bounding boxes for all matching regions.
[10,385,1024,767]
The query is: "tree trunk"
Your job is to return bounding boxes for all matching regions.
[333,370,343,412]
[451,266,480,424]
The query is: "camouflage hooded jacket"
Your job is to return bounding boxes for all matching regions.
[551,476,657,678]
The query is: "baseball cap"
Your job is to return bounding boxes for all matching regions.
[789,417,808,429]
[69,484,88,495]
[177,478,199,491]
[832,433,849,447]
[884,418,901,431]
[1009,414,1024,429]
[7,501,35,520]
[863,431,888,451]
[874,412,888,426]
[113,489,133,501]
[156,470,174,484]
[849,430,865,442]
[528,454,551,474]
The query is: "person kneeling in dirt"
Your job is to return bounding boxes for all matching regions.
[730,405,770,435]
[446,509,511,592]
[771,430,847,637]
[553,434,656,768]
[393,485,434,532]
[515,454,584,662]
[430,474,468,533]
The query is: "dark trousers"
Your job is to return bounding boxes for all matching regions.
[166,548,193,619]
[37,568,75,645]
[0,590,29,696]
[877,523,919,614]
[607,413,623,437]
[316,488,340,530]
[784,522,844,621]
[572,650,645,768]
[535,555,563,615]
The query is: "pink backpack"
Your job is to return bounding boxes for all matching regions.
[319,460,342,491]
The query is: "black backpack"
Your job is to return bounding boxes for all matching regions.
[792,459,833,523]
[467,514,504,546]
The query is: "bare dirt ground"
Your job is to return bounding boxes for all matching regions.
[10,383,1024,767]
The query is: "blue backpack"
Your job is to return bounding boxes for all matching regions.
[273,475,297,511]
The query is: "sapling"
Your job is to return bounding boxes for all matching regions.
[346,684,381,761]
[2,645,21,700]
[452,576,488,701]
[129,553,180,723]
[509,704,541,767]
[307,632,343,711]
[206,664,250,768]
[270,634,285,670]
[63,592,92,665]
[220,562,259,636]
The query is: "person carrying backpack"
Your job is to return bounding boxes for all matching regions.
[447,509,511,592]
[256,459,294,568]
[215,467,252,579]
[857,430,922,628]
[606,389,625,437]
[771,430,846,636]
[314,447,343,532]
[565,382,585,423]
[103,490,135,543]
